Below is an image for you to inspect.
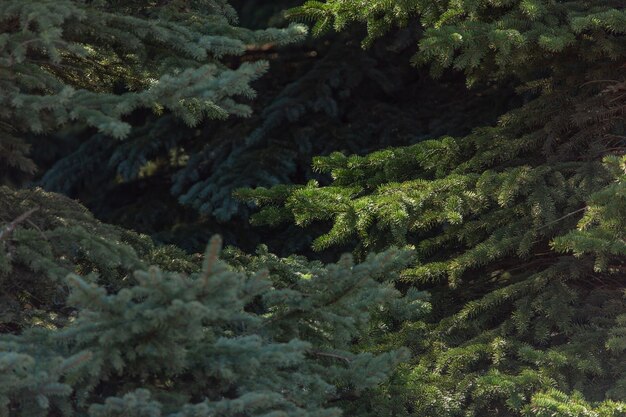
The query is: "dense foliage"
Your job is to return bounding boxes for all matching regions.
[1,0,624,416]
[243,0,626,415]
[2,234,423,416]
[1,0,304,183]
[29,0,514,253]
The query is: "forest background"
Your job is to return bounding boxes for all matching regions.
[0,0,625,416]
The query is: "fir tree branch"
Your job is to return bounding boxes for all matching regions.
[580,79,621,87]
[536,207,587,230]
[0,207,38,241]
[25,219,48,241]
[308,350,352,363]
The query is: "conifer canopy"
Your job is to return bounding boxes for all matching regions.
[1,0,625,416]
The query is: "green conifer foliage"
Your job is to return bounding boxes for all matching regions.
[525,389,626,417]
[2,2,425,417]
[0,0,306,181]
[35,4,513,255]
[0,186,198,332]
[242,1,626,415]
[0,236,424,417]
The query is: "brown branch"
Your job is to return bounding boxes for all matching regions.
[308,350,352,363]
[26,219,48,241]
[579,79,620,87]
[536,207,587,231]
[0,208,39,241]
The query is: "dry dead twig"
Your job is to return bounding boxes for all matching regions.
[0,207,39,241]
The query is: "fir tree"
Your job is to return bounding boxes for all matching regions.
[0,235,425,417]
[0,185,198,332]
[33,1,514,254]
[242,1,626,415]
[0,0,306,183]
[5,0,626,416]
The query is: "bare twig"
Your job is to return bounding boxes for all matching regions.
[536,207,587,231]
[580,79,620,87]
[308,350,352,363]
[26,219,48,241]
[0,208,39,241]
